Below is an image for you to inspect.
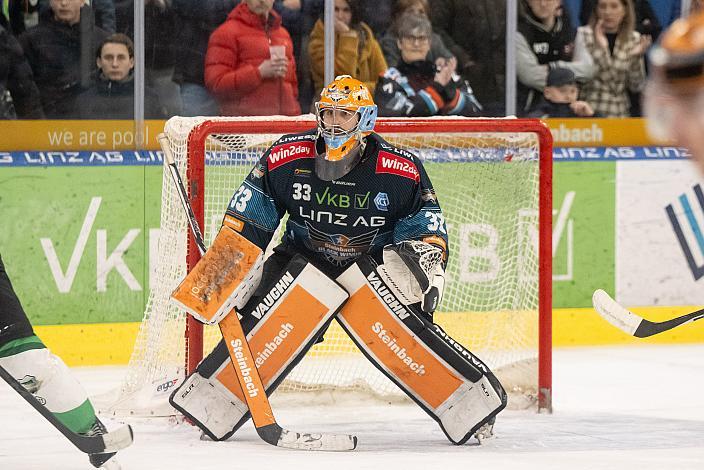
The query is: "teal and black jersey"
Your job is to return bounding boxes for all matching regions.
[224,129,448,277]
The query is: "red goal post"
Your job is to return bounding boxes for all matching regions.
[180,117,553,411]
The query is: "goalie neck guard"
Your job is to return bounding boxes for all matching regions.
[314,75,378,181]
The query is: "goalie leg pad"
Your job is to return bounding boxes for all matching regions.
[336,256,507,445]
[170,254,348,440]
[170,349,249,441]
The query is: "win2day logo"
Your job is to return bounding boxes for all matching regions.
[666,183,704,280]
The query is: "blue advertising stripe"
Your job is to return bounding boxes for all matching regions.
[553,146,691,161]
[666,204,704,280]
[679,195,704,257]
[0,150,261,167]
[0,146,693,166]
[0,150,163,166]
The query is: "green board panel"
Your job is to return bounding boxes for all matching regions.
[0,159,617,325]
[0,166,161,324]
[552,162,616,307]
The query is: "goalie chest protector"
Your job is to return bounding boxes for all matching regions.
[227,130,448,276]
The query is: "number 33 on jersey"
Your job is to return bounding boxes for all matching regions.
[224,131,449,274]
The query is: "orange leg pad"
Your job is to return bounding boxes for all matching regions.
[336,256,507,444]
[170,254,348,440]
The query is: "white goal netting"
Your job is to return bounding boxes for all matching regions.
[104,116,552,416]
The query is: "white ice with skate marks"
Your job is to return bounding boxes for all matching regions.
[1,345,703,470]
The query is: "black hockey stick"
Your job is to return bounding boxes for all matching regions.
[158,133,357,451]
[0,364,133,454]
[592,289,704,338]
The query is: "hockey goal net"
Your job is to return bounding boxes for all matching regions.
[106,116,552,416]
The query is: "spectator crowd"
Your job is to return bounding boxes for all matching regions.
[0,0,701,120]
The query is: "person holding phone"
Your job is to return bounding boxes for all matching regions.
[572,0,649,117]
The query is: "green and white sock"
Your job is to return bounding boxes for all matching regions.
[0,336,97,434]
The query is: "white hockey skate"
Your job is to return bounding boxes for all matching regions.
[473,417,496,444]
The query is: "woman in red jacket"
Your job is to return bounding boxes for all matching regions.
[205,0,301,116]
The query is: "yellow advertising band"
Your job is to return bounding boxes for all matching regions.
[0,118,673,152]
[34,306,704,367]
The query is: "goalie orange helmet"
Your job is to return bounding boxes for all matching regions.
[314,75,378,181]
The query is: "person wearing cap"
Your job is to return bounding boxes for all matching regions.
[516,0,594,115]
[644,10,704,174]
[528,66,595,118]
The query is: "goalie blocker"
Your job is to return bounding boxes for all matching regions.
[171,225,265,325]
[172,250,505,444]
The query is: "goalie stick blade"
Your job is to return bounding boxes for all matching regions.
[592,289,642,336]
[0,365,134,454]
[258,424,358,451]
[592,289,704,338]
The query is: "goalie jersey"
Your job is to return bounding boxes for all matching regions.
[224,130,449,277]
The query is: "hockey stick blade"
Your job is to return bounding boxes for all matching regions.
[263,424,358,451]
[219,310,357,451]
[0,364,134,454]
[592,289,704,338]
[159,133,358,451]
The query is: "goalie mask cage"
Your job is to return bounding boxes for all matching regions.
[105,116,553,416]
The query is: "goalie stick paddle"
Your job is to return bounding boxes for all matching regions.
[158,133,358,451]
[0,364,134,454]
[592,289,704,338]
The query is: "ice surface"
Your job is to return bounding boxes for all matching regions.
[1,344,703,470]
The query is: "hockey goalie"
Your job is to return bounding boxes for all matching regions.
[169,75,507,445]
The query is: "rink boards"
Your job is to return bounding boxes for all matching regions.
[31,305,704,367]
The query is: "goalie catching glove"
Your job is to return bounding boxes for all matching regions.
[377,240,445,313]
